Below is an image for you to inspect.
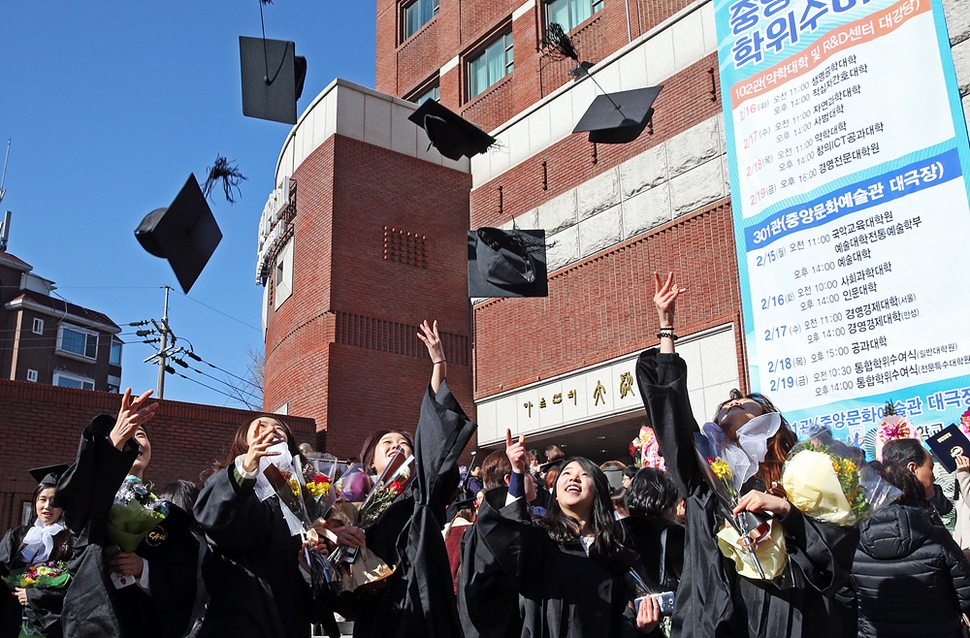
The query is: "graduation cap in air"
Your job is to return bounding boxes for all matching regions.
[573,85,663,144]
[239,35,307,125]
[467,228,548,298]
[135,174,223,294]
[408,100,496,161]
[29,464,69,487]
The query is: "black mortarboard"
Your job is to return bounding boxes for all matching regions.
[29,464,69,486]
[408,100,496,161]
[572,86,664,144]
[239,36,308,125]
[135,174,223,294]
[467,228,548,298]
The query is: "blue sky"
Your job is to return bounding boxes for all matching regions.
[1,2,377,408]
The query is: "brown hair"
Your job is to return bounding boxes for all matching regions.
[545,445,564,462]
[204,414,304,481]
[714,389,797,488]
[358,429,415,471]
[481,450,512,490]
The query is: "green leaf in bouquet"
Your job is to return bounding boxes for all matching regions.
[106,500,165,552]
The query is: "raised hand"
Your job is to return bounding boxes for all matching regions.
[505,429,528,474]
[956,454,970,474]
[417,320,445,363]
[654,272,685,330]
[733,490,791,518]
[109,389,158,451]
[242,423,282,473]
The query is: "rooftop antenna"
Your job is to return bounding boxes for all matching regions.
[0,138,10,204]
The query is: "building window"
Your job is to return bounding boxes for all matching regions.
[412,83,440,105]
[110,338,123,366]
[56,324,98,361]
[547,0,603,32]
[53,371,95,391]
[26,369,38,382]
[32,318,44,335]
[468,31,514,99]
[403,0,439,39]
[274,237,294,310]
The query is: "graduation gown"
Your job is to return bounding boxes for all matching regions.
[474,489,647,638]
[194,463,321,638]
[53,415,198,638]
[350,380,477,638]
[0,525,73,638]
[635,348,857,638]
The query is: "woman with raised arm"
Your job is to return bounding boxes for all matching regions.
[635,272,856,638]
[469,430,662,637]
[54,389,199,638]
[337,319,477,638]
[193,412,339,638]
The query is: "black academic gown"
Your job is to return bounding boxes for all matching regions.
[458,487,523,638]
[474,489,647,638]
[349,380,477,638]
[0,525,73,638]
[621,515,684,592]
[635,348,857,638]
[194,463,322,638]
[53,415,198,638]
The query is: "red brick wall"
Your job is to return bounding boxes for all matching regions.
[470,53,722,228]
[472,200,745,399]
[0,379,315,534]
[263,134,477,460]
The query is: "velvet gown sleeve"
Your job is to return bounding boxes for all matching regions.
[352,379,477,638]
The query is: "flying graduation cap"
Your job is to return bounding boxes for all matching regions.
[467,228,548,298]
[408,100,496,161]
[573,85,664,144]
[135,174,223,294]
[239,35,307,125]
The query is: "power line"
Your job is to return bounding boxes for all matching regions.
[173,289,261,332]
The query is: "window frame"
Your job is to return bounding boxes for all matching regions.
[402,0,440,41]
[53,371,95,391]
[26,369,38,383]
[56,324,99,362]
[466,30,514,100]
[545,0,604,33]
[32,318,44,335]
[110,338,123,367]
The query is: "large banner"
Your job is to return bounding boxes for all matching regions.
[716,0,970,446]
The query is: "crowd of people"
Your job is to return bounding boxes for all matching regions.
[2,280,970,638]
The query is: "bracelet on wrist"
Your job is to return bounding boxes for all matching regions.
[657,331,679,341]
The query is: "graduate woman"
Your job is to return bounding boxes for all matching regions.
[54,389,198,638]
[334,320,477,638]
[193,413,339,638]
[470,430,662,638]
[0,466,73,638]
[635,273,856,638]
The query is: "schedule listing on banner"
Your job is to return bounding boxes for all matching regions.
[715,0,970,445]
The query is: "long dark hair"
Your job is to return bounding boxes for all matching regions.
[205,414,304,480]
[625,467,681,518]
[28,483,58,526]
[869,460,928,507]
[358,429,415,472]
[714,389,797,488]
[540,457,632,561]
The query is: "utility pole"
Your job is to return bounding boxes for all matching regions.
[140,287,179,399]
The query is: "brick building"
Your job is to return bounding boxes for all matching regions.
[0,250,123,393]
[0,379,316,531]
[258,0,970,462]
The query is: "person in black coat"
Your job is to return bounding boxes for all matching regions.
[53,389,198,638]
[622,467,684,593]
[326,320,477,638]
[0,467,73,638]
[636,272,857,638]
[193,412,337,638]
[470,430,663,638]
[840,459,970,638]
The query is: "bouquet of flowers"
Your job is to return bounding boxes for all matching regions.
[782,441,899,526]
[325,449,415,593]
[2,560,70,591]
[693,413,789,581]
[630,425,665,471]
[875,401,918,461]
[957,406,970,440]
[107,475,169,552]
